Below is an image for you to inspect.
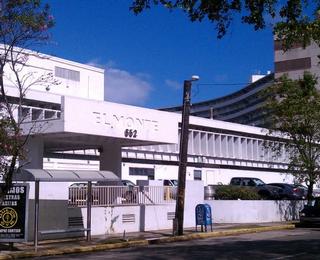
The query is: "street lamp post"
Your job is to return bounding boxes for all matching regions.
[174,76,199,236]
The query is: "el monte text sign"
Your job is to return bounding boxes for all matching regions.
[62,96,179,144]
[0,184,29,242]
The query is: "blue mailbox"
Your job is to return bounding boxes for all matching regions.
[195,204,205,225]
[204,203,212,226]
[195,204,213,232]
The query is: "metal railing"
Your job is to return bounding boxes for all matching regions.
[68,186,177,207]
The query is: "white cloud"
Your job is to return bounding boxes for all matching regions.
[86,59,153,106]
[165,79,181,90]
[86,59,106,69]
[104,68,152,106]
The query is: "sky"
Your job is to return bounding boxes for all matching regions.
[39,0,274,109]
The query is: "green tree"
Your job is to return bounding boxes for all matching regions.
[265,73,320,202]
[131,0,320,49]
[0,0,54,197]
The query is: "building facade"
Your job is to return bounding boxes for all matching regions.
[274,40,320,82]
[162,73,274,127]
[1,47,297,187]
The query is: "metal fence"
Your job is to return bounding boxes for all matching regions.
[68,186,177,207]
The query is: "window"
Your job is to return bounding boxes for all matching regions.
[275,57,311,73]
[55,66,80,82]
[129,167,154,177]
[274,40,303,51]
[253,178,265,186]
[194,170,202,180]
[230,178,241,185]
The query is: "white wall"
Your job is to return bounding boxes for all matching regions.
[80,206,141,235]
[206,200,305,223]
[202,168,293,185]
[184,180,204,227]
[121,162,292,186]
[43,158,294,188]
[25,180,204,240]
[25,180,305,241]
[143,204,176,231]
[3,47,105,101]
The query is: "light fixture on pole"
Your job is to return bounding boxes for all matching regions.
[174,75,199,236]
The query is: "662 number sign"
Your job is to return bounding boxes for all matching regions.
[124,129,137,138]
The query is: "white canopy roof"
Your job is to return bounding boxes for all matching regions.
[13,169,119,182]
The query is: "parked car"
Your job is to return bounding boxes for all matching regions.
[68,182,98,204]
[229,177,282,199]
[267,183,307,200]
[96,179,137,203]
[299,198,320,226]
[69,182,88,188]
[96,179,136,187]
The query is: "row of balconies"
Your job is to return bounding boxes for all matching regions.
[18,106,61,122]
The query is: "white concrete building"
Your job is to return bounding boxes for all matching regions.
[0,48,292,185]
[3,48,104,101]
[162,73,274,128]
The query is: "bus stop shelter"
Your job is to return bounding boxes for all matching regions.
[12,169,119,250]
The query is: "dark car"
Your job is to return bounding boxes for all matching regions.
[230,177,282,199]
[162,179,178,187]
[268,183,307,200]
[96,180,136,187]
[299,198,320,226]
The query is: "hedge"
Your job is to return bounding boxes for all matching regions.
[214,185,262,200]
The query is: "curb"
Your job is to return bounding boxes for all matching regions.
[0,240,149,259]
[0,224,295,259]
[148,224,295,244]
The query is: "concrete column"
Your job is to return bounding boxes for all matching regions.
[99,143,122,178]
[20,136,44,169]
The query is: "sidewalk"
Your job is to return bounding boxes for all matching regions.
[0,222,296,259]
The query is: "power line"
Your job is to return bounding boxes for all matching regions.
[191,82,250,98]
[195,82,249,86]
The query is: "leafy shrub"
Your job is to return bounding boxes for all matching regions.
[214,185,261,200]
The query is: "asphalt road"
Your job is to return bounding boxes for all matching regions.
[37,228,320,260]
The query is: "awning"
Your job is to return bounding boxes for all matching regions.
[12,169,120,182]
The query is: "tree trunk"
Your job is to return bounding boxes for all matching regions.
[307,180,314,205]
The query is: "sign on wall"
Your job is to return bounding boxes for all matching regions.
[62,96,179,144]
[0,184,29,242]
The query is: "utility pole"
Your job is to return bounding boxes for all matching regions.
[174,76,199,236]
